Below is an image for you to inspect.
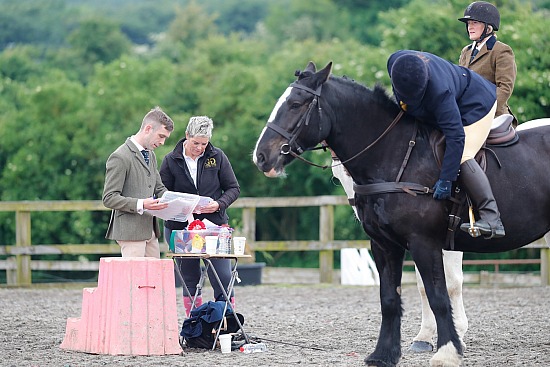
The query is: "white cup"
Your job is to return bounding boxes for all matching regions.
[205,236,218,255]
[219,334,232,353]
[233,237,246,255]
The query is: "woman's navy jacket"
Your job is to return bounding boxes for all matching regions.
[388,50,497,181]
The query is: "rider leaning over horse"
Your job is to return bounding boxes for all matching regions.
[387,50,505,239]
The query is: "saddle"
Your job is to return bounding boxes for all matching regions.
[430,114,519,170]
[486,114,519,147]
[429,114,518,249]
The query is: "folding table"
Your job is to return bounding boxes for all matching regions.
[168,253,252,349]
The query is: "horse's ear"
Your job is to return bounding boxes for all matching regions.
[305,61,317,73]
[317,61,332,83]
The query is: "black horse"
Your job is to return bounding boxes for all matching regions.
[253,61,550,367]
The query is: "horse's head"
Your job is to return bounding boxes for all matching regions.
[253,61,332,177]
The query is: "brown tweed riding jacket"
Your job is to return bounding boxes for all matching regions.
[459,35,517,125]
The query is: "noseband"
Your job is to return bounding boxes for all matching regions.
[266,82,323,156]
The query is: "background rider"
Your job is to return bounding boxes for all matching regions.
[458,1,517,126]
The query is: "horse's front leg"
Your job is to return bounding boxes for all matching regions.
[410,244,463,367]
[443,250,467,349]
[410,266,437,352]
[410,250,467,353]
[365,239,405,367]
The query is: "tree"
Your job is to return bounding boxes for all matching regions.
[0,0,69,50]
[165,1,218,47]
[203,0,269,35]
[377,0,465,61]
[501,2,550,121]
[0,45,44,81]
[67,18,131,65]
[263,0,352,43]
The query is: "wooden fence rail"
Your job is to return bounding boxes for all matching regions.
[0,197,548,286]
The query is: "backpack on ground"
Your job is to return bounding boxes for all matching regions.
[181,301,245,349]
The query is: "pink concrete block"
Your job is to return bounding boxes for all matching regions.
[60,257,182,355]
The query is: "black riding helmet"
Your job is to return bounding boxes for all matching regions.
[388,52,429,106]
[458,1,500,41]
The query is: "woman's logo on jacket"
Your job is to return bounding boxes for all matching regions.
[205,158,217,168]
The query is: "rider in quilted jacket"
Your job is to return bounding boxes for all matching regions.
[387,50,505,239]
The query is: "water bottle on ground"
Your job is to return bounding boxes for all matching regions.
[239,342,267,353]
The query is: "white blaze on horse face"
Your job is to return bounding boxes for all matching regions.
[252,126,268,165]
[253,87,293,167]
[268,87,292,123]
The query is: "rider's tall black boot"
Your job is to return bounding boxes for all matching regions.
[458,159,505,239]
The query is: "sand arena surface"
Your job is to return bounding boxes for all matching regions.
[1,284,549,367]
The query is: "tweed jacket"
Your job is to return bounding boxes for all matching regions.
[459,35,516,123]
[103,138,167,241]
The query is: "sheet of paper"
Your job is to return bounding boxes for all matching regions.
[197,196,212,206]
[147,191,212,222]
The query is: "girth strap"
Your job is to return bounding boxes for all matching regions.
[353,121,429,197]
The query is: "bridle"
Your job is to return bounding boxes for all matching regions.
[266,82,323,157]
[266,80,405,170]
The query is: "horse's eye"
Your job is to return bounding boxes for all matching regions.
[291,102,301,109]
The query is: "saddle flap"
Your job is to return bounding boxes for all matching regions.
[430,130,487,171]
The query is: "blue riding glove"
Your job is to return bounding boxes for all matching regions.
[432,179,452,200]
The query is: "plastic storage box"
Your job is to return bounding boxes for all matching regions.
[170,228,233,254]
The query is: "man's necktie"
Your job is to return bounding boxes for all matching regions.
[469,48,479,64]
[141,150,149,165]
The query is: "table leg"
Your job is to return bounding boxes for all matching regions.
[204,258,250,350]
[173,258,208,313]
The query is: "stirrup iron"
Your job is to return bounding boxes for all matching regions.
[465,205,481,238]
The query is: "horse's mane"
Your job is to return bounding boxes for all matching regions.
[328,74,432,138]
[330,75,400,113]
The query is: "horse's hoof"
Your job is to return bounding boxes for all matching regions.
[408,340,434,353]
[430,342,464,367]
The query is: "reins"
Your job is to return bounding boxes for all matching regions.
[286,110,404,170]
[267,81,405,170]
[333,110,405,170]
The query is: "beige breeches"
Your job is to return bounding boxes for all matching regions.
[461,101,497,163]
